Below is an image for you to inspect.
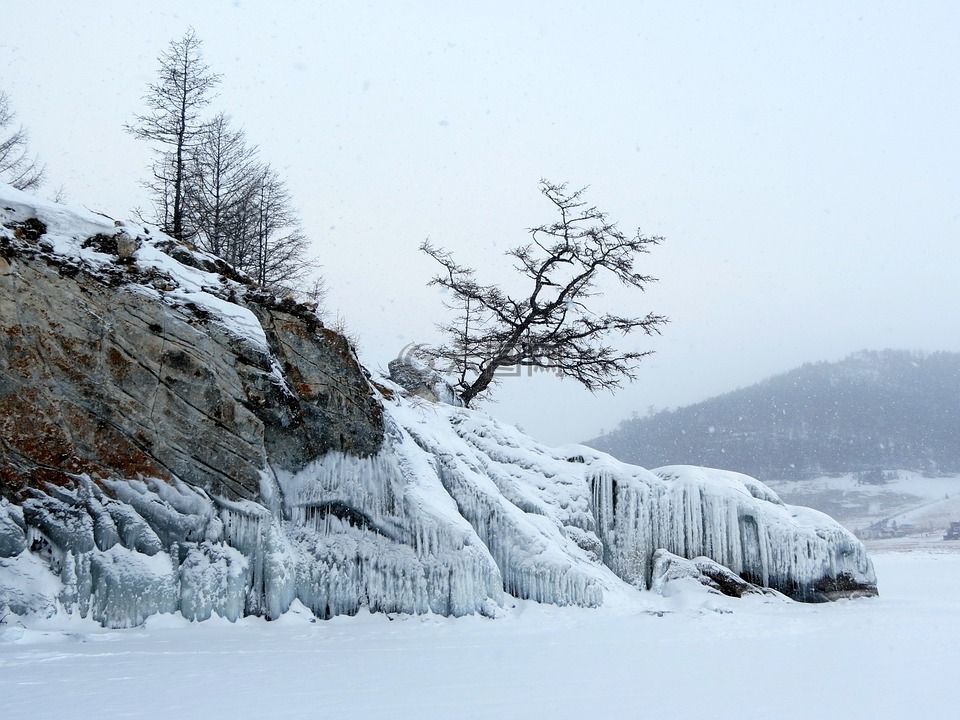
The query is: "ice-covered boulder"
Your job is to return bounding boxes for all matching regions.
[0,501,26,557]
[0,183,876,627]
[651,549,769,598]
[589,463,877,601]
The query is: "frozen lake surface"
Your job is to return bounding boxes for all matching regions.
[2,548,957,720]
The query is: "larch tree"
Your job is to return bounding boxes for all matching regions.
[243,165,314,292]
[184,118,315,293]
[419,180,667,407]
[127,29,221,241]
[0,90,45,191]
[184,112,258,262]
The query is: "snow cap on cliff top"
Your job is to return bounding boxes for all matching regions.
[0,182,270,349]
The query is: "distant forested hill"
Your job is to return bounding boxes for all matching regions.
[586,350,960,480]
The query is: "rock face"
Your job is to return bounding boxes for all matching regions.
[0,200,382,502]
[0,184,877,627]
[387,355,462,406]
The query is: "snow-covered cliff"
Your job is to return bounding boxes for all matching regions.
[0,184,876,627]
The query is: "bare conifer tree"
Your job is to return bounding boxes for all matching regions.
[185,119,316,293]
[0,90,45,190]
[127,29,221,240]
[244,165,315,292]
[419,180,667,406]
[184,112,258,260]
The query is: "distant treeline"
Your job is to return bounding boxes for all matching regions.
[587,350,960,480]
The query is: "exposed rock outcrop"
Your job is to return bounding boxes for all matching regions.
[0,195,382,502]
[0,184,877,627]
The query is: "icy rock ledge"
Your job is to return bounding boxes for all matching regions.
[0,183,876,627]
[386,401,877,606]
[0,399,878,627]
[651,549,776,599]
[0,398,878,628]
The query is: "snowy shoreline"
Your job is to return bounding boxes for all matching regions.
[1,549,956,720]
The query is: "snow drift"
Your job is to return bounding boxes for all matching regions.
[0,183,876,627]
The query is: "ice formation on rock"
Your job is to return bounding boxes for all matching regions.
[651,548,772,598]
[0,183,877,627]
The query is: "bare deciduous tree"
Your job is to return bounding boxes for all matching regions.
[184,112,258,260]
[129,33,319,296]
[419,180,667,407]
[127,29,221,240]
[184,115,317,293]
[0,90,45,190]
[243,165,315,291]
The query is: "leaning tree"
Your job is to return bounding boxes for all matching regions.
[419,180,667,407]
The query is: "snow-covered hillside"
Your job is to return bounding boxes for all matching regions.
[1,183,876,627]
[589,350,960,479]
[767,471,960,539]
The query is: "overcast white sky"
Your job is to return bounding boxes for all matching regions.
[3,1,958,444]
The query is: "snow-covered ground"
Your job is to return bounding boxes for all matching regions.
[1,547,956,720]
[767,472,960,538]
